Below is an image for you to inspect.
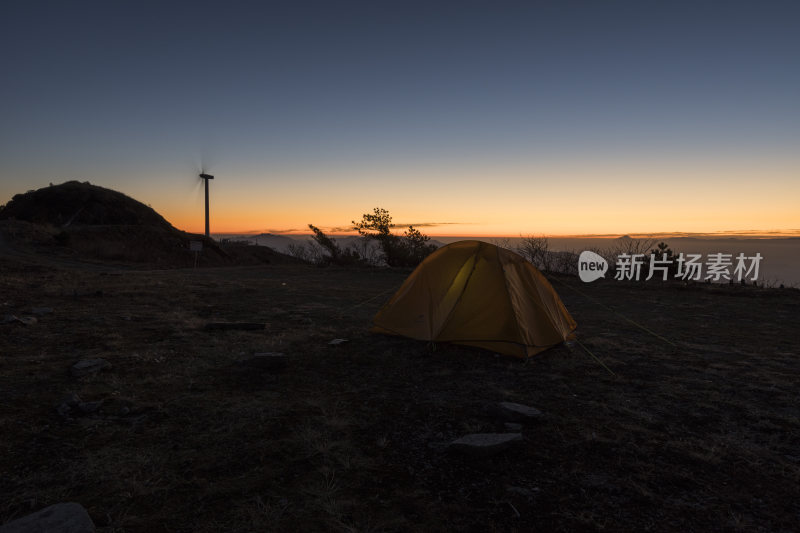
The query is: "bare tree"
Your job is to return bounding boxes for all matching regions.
[551,249,580,275]
[286,240,325,264]
[516,235,552,272]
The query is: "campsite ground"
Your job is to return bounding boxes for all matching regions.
[1,257,799,532]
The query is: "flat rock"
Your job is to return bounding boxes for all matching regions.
[490,402,542,422]
[0,502,95,533]
[448,433,523,457]
[70,359,111,378]
[1,315,37,326]
[506,485,539,498]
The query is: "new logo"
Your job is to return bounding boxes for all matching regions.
[578,251,608,282]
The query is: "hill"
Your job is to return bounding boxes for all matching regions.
[0,181,296,269]
[1,180,175,230]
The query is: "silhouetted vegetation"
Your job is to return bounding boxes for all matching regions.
[515,235,552,272]
[352,207,437,267]
[298,208,437,267]
[649,241,679,279]
[510,236,683,281]
[308,224,363,266]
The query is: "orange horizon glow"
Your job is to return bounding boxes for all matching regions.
[146,153,800,241]
[168,212,800,240]
[165,202,800,240]
[165,204,800,240]
[171,215,800,241]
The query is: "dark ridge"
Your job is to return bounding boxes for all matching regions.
[0,180,175,230]
[0,181,301,268]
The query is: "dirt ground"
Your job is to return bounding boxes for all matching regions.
[1,256,798,532]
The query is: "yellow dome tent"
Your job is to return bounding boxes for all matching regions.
[371,240,577,357]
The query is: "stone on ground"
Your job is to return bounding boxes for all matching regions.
[448,433,523,457]
[1,315,37,326]
[490,402,542,422]
[70,359,111,378]
[0,502,95,533]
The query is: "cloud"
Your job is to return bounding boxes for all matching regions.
[392,222,465,229]
[324,222,467,233]
[263,228,305,234]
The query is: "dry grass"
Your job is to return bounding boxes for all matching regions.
[1,261,799,532]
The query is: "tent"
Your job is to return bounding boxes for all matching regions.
[371,240,577,357]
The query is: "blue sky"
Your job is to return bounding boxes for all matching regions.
[2,1,798,235]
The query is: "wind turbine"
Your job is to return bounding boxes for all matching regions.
[199,171,214,238]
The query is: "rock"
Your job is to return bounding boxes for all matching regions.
[70,359,111,378]
[490,402,542,422]
[448,433,523,457]
[504,422,523,431]
[506,486,539,498]
[0,502,95,533]
[59,393,82,407]
[55,394,104,417]
[1,315,37,326]
[56,393,81,417]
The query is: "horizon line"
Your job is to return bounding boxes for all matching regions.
[209,229,800,240]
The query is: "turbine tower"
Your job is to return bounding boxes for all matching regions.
[199,172,214,237]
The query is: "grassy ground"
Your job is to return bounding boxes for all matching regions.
[1,260,798,532]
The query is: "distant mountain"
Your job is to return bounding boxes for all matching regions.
[249,233,304,251]
[219,233,444,254]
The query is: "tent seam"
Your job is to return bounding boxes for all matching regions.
[436,242,481,337]
[499,248,529,353]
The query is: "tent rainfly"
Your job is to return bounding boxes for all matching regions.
[371,240,577,357]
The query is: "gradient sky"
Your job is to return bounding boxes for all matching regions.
[1,1,798,236]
